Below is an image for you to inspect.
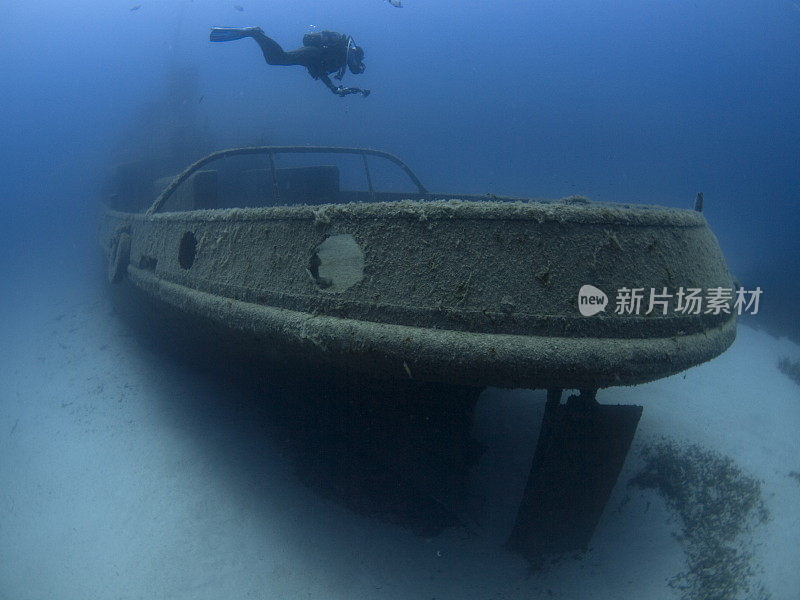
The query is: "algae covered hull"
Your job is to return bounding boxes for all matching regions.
[100,147,736,390]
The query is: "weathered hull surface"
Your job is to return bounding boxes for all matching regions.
[100,198,736,389]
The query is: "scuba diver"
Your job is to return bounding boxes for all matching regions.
[210,27,370,98]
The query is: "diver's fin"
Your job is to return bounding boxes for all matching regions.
[209,26,260,42]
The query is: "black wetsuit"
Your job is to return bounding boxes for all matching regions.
[250,29,367,97]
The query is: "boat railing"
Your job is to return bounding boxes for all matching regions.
[146,146,429,216]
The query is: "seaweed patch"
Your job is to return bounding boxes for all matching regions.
[629,440,770,600]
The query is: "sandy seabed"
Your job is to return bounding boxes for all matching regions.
[1,271,799,600]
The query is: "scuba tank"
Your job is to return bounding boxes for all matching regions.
[302,30,346,48]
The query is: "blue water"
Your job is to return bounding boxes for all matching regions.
[3,1,799,271]
[1,1,799,597]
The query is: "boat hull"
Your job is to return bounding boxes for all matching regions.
[100,199,737,389]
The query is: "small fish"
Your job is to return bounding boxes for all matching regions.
[386,0,402,7]
[234,4,244,11]
[130,4,141,10]
[198,94,204,104]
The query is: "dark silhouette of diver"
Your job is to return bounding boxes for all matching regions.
[210,27,370,97]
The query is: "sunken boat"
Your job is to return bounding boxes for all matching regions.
[100,146,737,563]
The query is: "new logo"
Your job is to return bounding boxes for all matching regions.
[578,285,608,316]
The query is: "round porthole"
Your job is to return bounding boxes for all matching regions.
[178,231,196,269]
[309,234,365,292]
